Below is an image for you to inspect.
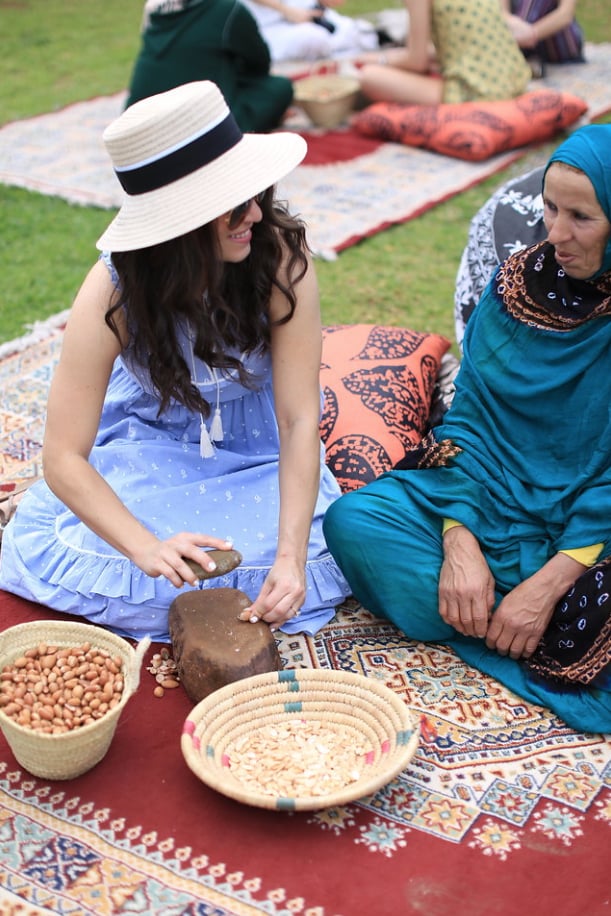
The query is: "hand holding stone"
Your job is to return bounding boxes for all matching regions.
[182,548,243,580]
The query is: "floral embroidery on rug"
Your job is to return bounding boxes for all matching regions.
[277,602,611,858]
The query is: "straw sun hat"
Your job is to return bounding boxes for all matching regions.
[97,81,307,252]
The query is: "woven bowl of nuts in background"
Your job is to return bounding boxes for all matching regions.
[0,620,149,780]
[181,668,420,810]
[293,74,361,129]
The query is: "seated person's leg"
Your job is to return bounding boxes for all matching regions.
[233,75,294,132]
[359,60,444,106]
[323,474,454,643]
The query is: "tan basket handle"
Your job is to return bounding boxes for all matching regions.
[124,635,151,698]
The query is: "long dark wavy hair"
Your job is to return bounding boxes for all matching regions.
[107,188,309,417]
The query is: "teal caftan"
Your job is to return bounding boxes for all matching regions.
[324,245,611,734]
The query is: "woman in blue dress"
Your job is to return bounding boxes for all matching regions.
[324,124,611,733]
[0,80,349,641]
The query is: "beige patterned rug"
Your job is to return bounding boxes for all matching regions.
[1,44,610,259]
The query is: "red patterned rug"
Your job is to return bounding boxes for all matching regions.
[1,319,610,915]
[1,591,610,916]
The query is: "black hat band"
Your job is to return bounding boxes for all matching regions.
[115,111,243,196]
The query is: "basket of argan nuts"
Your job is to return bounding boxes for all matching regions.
[0,620,150,780]
[293,74,361,129]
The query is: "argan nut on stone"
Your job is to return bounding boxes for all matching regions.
[169,587,281,702]
[183,548,243,580]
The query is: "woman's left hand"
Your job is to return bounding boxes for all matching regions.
[505,13,539,48]
[239,556,306,629]
[486,552,587,659]
[238,247,319,631]
[485,578,555,659]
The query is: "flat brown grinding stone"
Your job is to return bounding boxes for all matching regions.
[169,587,282,703]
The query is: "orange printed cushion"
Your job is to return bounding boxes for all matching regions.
[351,89,588,161]
[320,324,451,492]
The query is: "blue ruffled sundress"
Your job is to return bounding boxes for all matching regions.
[0,255,350,641]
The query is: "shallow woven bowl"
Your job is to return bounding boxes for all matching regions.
[293,75,360,129]
[181,668,419,811]
[0,620,149,780]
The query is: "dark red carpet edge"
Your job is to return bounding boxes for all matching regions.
[1,590,608,916]
[300,129,384,165]
[319,145,527,253]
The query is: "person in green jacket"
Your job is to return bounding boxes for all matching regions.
[127,0,294,131]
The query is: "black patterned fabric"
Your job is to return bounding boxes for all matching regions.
[454,166,546,347]
[497,241,611,328]
[526,558,611,688]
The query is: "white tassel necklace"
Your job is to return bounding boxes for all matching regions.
[189,334,223,458]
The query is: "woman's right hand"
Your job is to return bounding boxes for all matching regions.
[282,6,318,22]
[505,13,539,48]
[132,533,235,588]
[438,525,495,638]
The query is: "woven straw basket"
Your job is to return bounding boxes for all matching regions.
[293,75,360,129]
[0,620,149,780]
[181,668,419,811]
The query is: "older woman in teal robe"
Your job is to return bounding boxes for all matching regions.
[324,124,611,734]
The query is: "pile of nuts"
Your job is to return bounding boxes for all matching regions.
[225,719,371,798]
[0,642,124,734]
[146,648,180,698]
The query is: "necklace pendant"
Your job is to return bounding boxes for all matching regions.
[199,421,215,458]
[210,407,224,443]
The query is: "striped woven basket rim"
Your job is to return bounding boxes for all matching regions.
[293,74,360,101]
[181,668,419,811]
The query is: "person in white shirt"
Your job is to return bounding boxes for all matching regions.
[241,0,379,63]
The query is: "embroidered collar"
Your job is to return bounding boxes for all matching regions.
[496,241,611,331]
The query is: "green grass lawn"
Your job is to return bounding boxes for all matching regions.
[1,0,610,347]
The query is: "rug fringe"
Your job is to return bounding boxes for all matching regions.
[0,309,69,360]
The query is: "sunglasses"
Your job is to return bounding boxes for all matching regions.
[226,191,267,230]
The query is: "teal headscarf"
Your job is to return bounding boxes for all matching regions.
[543,124,611,277]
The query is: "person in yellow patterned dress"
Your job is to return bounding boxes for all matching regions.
[358,0,531,106]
